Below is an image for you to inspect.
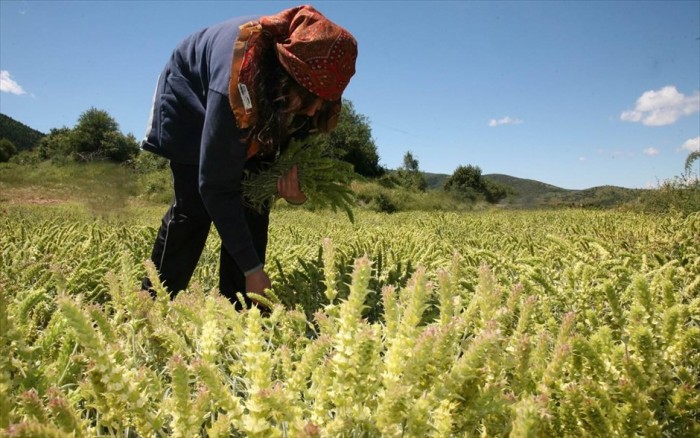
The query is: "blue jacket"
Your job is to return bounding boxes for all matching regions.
[142,17,264,274]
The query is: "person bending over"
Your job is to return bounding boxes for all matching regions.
[140,5,358,308]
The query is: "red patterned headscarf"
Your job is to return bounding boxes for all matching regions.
[229,5,357,136]
[261,5,358,101]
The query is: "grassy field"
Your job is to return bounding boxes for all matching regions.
[1,166,699,436]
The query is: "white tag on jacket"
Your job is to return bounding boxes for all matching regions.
[238,83,253,112]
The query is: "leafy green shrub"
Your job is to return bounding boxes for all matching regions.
[640,178,700,215]
[36,127,72,161]
[445,164,511,204]
[353,180,402,212]
[8,149,42,165]
[354,180,475,212]
[638,151,700,215]
[375,192,398,213]
[132,150,169,174]
[137,167,173,204]
[0,138,17,162]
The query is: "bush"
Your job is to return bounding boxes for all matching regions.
[0,138,17,162]
[137,168,173,204]
[34,109,139,164]
[101,132,140,163]
[8,149,42,165]
[353,180,476,213]
[127,151,172,204]
[353,181,401,213]
[444,164,510,204]
[132,150,169,173]
[639,152,700,215]
[640,177,700,215]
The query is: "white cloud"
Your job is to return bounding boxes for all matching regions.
[0,70,26,95]
[679,136,700,153]
[643,147,660,156]
[578,156,587,162]
[488,116,523,127]
[621,85,700,126]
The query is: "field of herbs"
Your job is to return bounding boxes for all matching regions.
[1,206,698,437]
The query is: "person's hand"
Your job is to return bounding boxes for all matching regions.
[246,269,271,295]
[277,165,307,205]
[245,269,272,311]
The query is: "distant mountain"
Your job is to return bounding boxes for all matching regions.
[424,171,644,208]
[483,174,566,205]
[485,174,644,208]
[0,113,45,151]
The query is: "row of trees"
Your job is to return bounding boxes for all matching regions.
[2,108,140,164]
[2,102,510,205]
[5,102,381,173]
[381,151,510,204]
[444,164,510,203]
[38,108,140,163]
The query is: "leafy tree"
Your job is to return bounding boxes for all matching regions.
[71,108,120,160]
[34,108,138,163]
[444,164,509,203]
[66,107,138,162]
[392,150,427,191]
[483,179,510,203]
[37,127,73,160]
[0,138,17,162]
[322,99,384,177]
[403,151,419,172]
[102,131,140,162]
[444,165,485,199]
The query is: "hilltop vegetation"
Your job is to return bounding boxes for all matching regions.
[0,113,45,152]
[1,110,697,214]
[426,172,646,210]
[484,174,645,209]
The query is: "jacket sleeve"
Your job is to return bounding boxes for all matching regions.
[198,89,262,275]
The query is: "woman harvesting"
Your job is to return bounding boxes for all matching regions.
[140,5,358,308]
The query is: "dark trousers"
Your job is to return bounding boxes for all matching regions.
[143,161,269,308]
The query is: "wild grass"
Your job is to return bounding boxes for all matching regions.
[0,161,170,215]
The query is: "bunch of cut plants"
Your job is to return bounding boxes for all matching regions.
[242,135,357,222]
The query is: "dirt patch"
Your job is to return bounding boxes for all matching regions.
[0,186,72,206]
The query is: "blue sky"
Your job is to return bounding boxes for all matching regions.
[1,0,699,189]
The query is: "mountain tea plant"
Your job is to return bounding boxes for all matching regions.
[1,207,698,437]
[242,135,356,223]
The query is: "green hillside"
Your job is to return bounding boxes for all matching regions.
[484,174,567,202]
[484,174,643,208]
[0,113,45,151]
[424,172,643,209]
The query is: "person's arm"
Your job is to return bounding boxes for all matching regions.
[198,90,271,294]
